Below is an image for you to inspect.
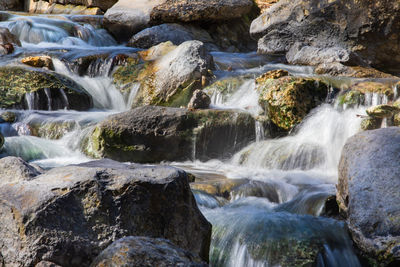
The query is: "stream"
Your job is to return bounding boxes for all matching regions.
[0,11,393,266]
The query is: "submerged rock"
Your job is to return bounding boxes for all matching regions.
[85,106,255,163]
[0,159,211,266]
[91,236,207,267]
[0,66,92,110]
[250,0,400,71]
[338,128,400,265]
[256,74,328,131]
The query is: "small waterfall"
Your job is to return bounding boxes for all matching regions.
[53,59,127,111]
[232,104,363,174]
[255,121,265,142]
[127,83,140,108]
[364,92,388,106]
[25,92,39,110]
[0,14,117,47]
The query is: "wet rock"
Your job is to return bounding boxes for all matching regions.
[0,156,41,185]
[250,0,400,71]
[256,69,288,83]
[85,106,255,163]
[315,63,395,78]
[360,117,382,131]
[21,56,55,71]
[191,178,249,199]
[0,159,211,266]
[0,0,24,11]
[256,75,328,131]
[338,128,400,265]
[128,23,213,49]
[188,89,211,109]
[350,81,394,100]
[90,236,207,267]
[28,120,78,140]
[203,75,250,103]
[39,0,118,11]
[0,111,16,123]
[0,27,20,55]
[115,41,214,108]
[0,66,93,110]
[337,90,365,108]
[366,105,400,119]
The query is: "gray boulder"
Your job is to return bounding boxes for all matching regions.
[104,0,254,41]
[337,127,400,265]
[250,0,400,70]
[0,156,41,185]
[0,159,211,266]
[90,236,207,267]
[85,106,256,163]
[128,23,214,49]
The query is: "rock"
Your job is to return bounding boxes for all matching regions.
[337,128,400,265]
[28,0,105,15]
[255,0,280,13]
[315,63,395,78]
[0,66,93,110]
[21,56,55,71]
[0,26,21,55]
[150,0,254,23]
[0,132,4,150]
[256,69,288,83]
[256,75,328,131]
[0,156,41,185]
[360,117,381,131]
[0,111,16,123]
[104,0,161,42]
[366,105,400,119]
[90,236,207,267]
[250,0,400,71]
[0,0,24,11]
[35,261,63,267]
[188,89,211,109]
[0,159,211,266]
[128,23,214,49]
[40,0,118,11]
[119,41,214,108]
[105,0,255,42]
[84,106,255,163]
[28,119,78,139]
[350,82,394,99]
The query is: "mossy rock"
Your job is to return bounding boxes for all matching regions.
[337,90,365,108]
[84,106,255,163]
[0,111,16,123]
[0,66,92,110]
[255,69,289,84]
[360,117,382,131]
[28,120,78,140]
[350,81,394,100]
[366,104,400,119]
[257,76,328,131]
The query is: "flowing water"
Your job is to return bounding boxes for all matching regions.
[1,12,395,266]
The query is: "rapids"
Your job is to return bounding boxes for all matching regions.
[1,11,396,267]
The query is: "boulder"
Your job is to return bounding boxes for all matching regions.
[0,159,211,266]
[188,89,211,109]
[315,63,395,78]
[35,261,63,267]
[38,0,118,11]
[0,156,41,185]
[337,128,400,265]
[28,0,105,15]
[0,66,93,110]
[256,73,328,131]
[84,106,255,163]
[113,41,214,108]
[90,236,207,267]
[127,23,214,49]
[250,0,400,71]
[104,0,255,42]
